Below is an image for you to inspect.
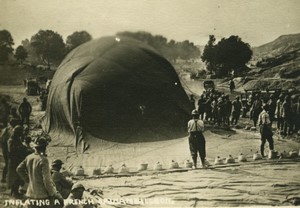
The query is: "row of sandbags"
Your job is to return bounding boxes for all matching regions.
[214,150,300,165]
[64,150,299,177]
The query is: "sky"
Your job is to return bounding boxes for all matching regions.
[0,0,300,47]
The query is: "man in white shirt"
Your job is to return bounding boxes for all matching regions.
[187,109,206,169]
[258,104,274,157]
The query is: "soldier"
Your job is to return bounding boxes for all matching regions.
[204,96,212,121]
[211,95,218,124]
[275,94,284,134]
[0,98,10,127]
[291,96,300,133]
[51,159,73,199]
[229,79,235,93]
[217,96,226,126]
[197,94,206,120]
[224,95,232,126]
[267,94,277,126]
[282,95,292,136]
[7,125,27,198]
[190,94,195,109]
[258,104,274,157]
[251,94,263,127]
[187,110,206,169]
[0,119,19,183]
[17,137,64,207]
[8,107,21,124]
[18,97,32,126]
[231,96,242,125]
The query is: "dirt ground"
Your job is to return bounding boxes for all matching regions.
[0,81,300,207]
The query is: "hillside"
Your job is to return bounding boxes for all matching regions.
[0,64,54,85]
[252,33,300,58]
[247,33,300,84]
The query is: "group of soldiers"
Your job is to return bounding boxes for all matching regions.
[190,89,243,127]
[1,113,89,207]
[244,91,300,136]
[190,88,300,136]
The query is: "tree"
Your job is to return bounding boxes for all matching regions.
[22,39,40,65]
[202,35,252,77]
[201,35,216,73]
[30,30,65,69]
[66,31,92,52]
[0,30,14,64]
[215,36,252,76]
[14,45,28,64]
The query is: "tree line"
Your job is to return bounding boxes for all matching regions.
[1,29,253,78]
[0,29,92,68]
[116,31,201,62]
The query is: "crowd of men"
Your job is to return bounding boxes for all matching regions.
[190,88,300,136]
[0,96,93,207]
[0,80,299,207]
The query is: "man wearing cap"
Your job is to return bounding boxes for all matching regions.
[17,137,64,207]
[258,104,274,157]
[187,109,206,169]
[51,159,73,199]
[231,96,242,125]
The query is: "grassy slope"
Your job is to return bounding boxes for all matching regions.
[0,64,55,85]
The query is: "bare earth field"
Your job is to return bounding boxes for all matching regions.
[0,81,300,207]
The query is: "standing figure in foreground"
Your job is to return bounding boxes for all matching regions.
[18,97,32,126]
[258,104,274,157]
[7,125,27,198]
[187,110,206,169]
[0,119,19,183]
[17,137,63,208]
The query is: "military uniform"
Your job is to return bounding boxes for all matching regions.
[258,109,274,157]
[187,111,206,168]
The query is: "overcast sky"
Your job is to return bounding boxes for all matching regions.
[1,0,299,47]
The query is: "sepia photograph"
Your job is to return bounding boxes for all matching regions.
[0,0,300,207]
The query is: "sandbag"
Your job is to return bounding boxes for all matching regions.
[214,156,224,165]
[137,163,148,171]
[118,164,129,174]
[184,160,193,168]
[253,152,262,160]
[154,162,163,171]
[169,160,179,169]
[225,155,235,164]
[238,153,247,162]
[92,168,101,175]
[74,166,85,176]
[103,165,114,174]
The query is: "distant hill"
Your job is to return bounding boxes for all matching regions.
[253,33,300,58]
[246,33,300,80]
